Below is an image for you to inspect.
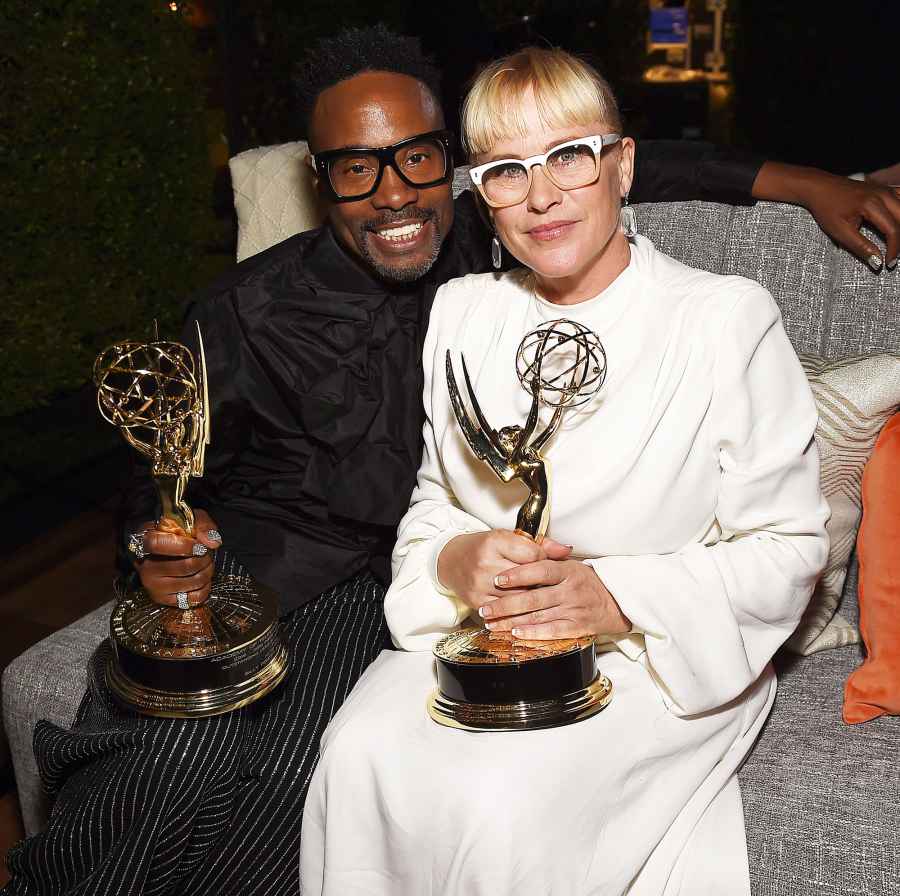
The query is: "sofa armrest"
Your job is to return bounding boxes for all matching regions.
[2,602,111,836]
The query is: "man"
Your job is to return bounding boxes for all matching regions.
[5,24,898,896]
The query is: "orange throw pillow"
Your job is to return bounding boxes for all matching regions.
[843,412,900,724]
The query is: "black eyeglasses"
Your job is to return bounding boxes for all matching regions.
[311,130,454,202]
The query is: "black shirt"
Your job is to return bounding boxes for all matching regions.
[123,143,763,613]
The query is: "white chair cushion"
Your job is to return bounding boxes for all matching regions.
[229,141,326,262]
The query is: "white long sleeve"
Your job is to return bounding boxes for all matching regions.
[589,290,829,716]
[384,237,829,713]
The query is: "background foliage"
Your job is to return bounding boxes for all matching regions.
[0,1,224,418]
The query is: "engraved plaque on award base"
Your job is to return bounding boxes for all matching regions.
[95,330,287,718]
[108,555,288,718]
[430,319,613,732]
[429,628,612,731]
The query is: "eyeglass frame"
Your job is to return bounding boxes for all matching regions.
[310,129,455,203]
[468,133,622,209]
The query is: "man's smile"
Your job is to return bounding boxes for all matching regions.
[373,220,425,242]
[368,217,432,251]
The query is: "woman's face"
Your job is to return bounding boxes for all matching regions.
[478,89,634,300]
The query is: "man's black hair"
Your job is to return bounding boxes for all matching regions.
[295,24,442,139]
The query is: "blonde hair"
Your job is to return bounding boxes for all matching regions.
[462,47,622,159]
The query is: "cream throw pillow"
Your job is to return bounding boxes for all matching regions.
[786,353,900,654]
[229,141,325,263]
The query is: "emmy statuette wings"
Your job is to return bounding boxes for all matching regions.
[446,351,517,484]
[444,319,606,541]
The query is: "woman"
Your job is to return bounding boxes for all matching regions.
[299,48,829,894]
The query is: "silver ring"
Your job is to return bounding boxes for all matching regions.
[175,591,190,610]
[127,530,149,561]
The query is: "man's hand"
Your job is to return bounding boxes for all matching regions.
[752,162,900,271]
[436,530,572,616]
[131,509,222,608]
[479,558,631,640]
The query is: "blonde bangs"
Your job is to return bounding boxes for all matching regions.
[462,47,622,158]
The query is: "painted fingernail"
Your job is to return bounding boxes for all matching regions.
[887,256,899,270]
[207,529,222,542]
[868,253,883,272]
[479,605,492,618]
[512,628,522,637]
[485,622,496,630]
[494,574,508,587]
[192,543,208,556]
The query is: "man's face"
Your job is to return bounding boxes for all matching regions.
[309,71,454,283]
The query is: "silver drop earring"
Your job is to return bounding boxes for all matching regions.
[620,195,637,239]
[491,233,502,270]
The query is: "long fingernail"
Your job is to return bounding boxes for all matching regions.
[494,574,508,587]
[192,544,208,556]
[207,529,222,542]
[887,256,899,271]
[512,628,522,637]
[868,253,883,272]
[485,622,496,630]
[479,605,492,618]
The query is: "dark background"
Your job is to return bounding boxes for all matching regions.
[215,0,896,173]
[1,0,896,541]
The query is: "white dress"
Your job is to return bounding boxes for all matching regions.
[299,235,830,895]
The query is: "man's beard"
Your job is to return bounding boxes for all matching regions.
[356,208,443,284]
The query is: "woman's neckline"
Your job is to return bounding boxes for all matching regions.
[526,237,640,317]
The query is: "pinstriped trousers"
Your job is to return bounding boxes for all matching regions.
[2,570,389,896]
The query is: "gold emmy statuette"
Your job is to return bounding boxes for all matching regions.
[429,319,613,731]
[94,325,288,718]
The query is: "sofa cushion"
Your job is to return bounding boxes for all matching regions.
[719,201,834,355]
[742,641,900,896]
[229,141,325,263]
[786,354,900,654]
[824,222,900,358]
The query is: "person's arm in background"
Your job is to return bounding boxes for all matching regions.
[633,140,900,272]
[630,139,764,206]
[867,162,900,188]
[751,162,900,271]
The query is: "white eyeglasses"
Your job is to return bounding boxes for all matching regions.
[469,134,621,208]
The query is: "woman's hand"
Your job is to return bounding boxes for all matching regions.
[436,530,571,615]
[752,162,900,271]
[131,509,222,608]
[480,558,631,640]
[868,162,900,188]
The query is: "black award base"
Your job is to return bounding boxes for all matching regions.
[428,627,612,732]
[107,558,288,719]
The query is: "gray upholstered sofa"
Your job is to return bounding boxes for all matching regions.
[4,148,899,894]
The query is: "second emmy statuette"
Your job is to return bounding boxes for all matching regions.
[429,319,613,732]
[94,326,288,718]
